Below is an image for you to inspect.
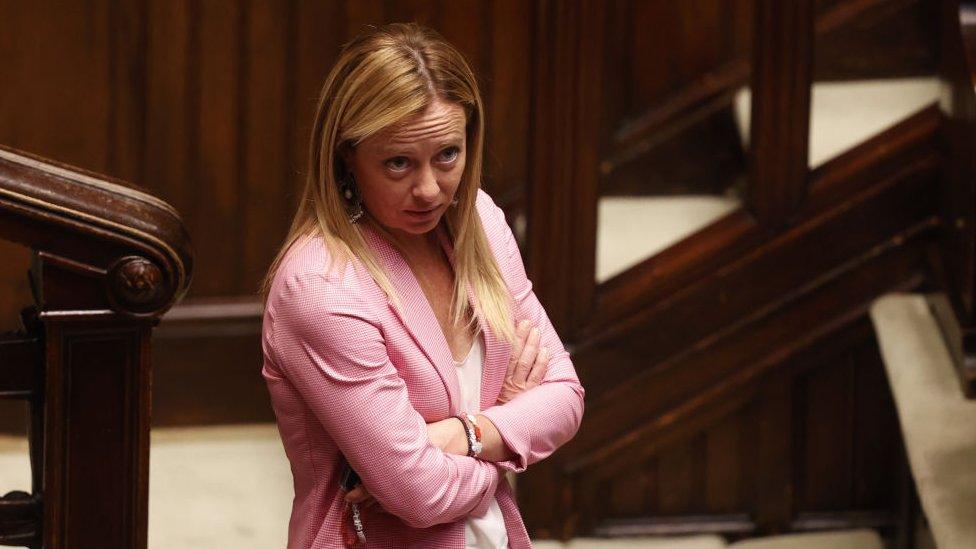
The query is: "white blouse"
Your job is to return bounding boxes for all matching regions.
[454,329,509,549]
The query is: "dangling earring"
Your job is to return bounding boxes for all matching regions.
[450,197,459,207]
[340,172,365,223]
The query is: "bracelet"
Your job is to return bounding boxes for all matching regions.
[464,413,483,454]
[454,415,474,456]
[454,413,482,457]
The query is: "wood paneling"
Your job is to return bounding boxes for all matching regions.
[599,1,752,199]
[0,0,535,428]
[0,0,532,307]
[814,0,938,80]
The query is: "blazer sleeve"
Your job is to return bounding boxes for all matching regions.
[478,198,586,474]
[267,271,502,528]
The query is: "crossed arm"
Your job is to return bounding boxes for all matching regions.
[422,317,552,461]
[341,200,586,514]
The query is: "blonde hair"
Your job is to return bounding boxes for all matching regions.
[261,23,515,345]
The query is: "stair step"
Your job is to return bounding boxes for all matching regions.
[870,293,976,549]
[727,529,882,548]
[535,530,882,548]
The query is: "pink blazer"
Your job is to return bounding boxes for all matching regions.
[261,189,585,548]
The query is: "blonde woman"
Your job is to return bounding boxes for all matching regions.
[261,23,584,548]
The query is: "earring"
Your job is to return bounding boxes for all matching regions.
[450,197,459,207]
[340,173,365,223]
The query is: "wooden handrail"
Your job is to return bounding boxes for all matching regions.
[0,144,192,548]
[0,145,191,317]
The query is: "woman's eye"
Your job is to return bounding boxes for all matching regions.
[385,157,409,171]
[439,147,460,163]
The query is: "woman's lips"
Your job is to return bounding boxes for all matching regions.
[404,205,440,220]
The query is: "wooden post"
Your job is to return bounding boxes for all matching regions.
[749,0,815,229]
[0,145,191,548]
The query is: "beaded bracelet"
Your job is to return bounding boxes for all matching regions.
[464,413,483,454]
[453,415,473,456]
[454,413,483,457]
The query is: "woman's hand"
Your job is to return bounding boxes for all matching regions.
[497,320,549,404]
[344,484,376,509]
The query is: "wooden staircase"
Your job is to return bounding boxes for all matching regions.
[518,1,973,546]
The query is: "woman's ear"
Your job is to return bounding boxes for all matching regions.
[336,142,355,178]
[337,141,356,173]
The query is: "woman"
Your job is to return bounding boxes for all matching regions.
[261,23,585,548]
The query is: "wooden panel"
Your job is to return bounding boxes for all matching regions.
[144,0,191,211]
[851,340,900,508]
[151,331,270,426]
[756,374,794,531]
[704,410,746,513]
[613,0,753,125]
[557,315,913,540]
[53,329,147,548]
[814,0,937,81]
[192,2,244,295]
[798,354,856,511]
[240,0,293,293]
[0,3,115,172]
[657,436,705,515]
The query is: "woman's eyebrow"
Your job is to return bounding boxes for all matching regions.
[437,138,464,148]
[378,138,463,156]
[377,142,419,156]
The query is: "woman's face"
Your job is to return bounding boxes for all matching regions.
[345,98,468,243]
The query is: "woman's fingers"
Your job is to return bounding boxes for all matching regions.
[505,320,530,379]
[344,484,372,504]
[513,326,541,385]
[497,320,550,404]
[525,346,549,388]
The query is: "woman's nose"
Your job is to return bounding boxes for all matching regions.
[413,165,441,201]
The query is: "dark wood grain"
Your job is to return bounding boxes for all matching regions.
[526,0,604,336]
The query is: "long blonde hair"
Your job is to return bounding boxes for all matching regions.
[261,23,515,345]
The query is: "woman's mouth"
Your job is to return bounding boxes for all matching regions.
[404,205,440,221]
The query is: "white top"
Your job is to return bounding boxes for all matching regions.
[454,330,509,549]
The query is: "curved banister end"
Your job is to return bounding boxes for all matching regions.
[0,144,193,319]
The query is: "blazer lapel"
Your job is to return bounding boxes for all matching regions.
[432,224,511,413]
[359,222,462,413]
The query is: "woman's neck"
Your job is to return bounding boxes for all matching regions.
[365,216,442,260]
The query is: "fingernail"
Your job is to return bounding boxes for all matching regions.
[531,327,539,337]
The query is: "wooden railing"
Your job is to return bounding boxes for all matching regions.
[524,0,938,543]
[934,0,976,398]
[0,145,191,548]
